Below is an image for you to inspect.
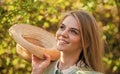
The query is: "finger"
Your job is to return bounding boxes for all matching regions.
[44,53,50,61]
[44,54,51,65]
[32,55,40,61]
[32,54,41,65]
[32,54,35,60]
[38,54,51,69]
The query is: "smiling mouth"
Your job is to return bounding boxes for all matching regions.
[58,39,69,45]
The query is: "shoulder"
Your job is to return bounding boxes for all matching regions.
[76,61,103,74]
[75,67,103,74]
[76,71,103,74]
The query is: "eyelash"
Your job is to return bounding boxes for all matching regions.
[59,25,65,30]
[70,30,78,35]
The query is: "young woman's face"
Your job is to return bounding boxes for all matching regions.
[56,15,81,53]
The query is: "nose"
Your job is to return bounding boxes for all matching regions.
[61,29,68,38]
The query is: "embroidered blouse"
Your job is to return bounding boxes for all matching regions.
[43,60,102,74]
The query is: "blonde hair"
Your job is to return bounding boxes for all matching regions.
[60,10,104,72]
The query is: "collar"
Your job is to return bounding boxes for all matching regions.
[54,60,77,74]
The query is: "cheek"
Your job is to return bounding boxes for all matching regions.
[55,30,60,40]
[71,36,81,44]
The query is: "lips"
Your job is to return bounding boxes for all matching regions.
[58,39,69,45]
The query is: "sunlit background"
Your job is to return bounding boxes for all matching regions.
[0,0,120,74]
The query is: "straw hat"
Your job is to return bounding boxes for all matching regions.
[9,24,60,62]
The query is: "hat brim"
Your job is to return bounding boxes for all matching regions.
[9,24,60,62]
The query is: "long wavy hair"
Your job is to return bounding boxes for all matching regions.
[59,10,104,73]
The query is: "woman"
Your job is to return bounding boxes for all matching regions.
[31,10,104,74]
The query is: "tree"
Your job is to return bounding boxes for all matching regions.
[0,0,119,74]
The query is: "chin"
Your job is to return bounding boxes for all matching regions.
[56,46,64,51]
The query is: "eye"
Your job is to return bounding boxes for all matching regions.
[70,28,80,35]
[59,24,65,30]
[60,25,64,29]
[70,29,78,35]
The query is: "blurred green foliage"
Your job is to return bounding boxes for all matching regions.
[0,0,120,74]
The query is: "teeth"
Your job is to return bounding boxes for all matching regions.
[60,40,65,43]
[58,40,68,44]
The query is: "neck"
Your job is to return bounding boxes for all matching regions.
[58,50,81,70]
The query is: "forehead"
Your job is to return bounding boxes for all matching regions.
[62,15,79,29]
